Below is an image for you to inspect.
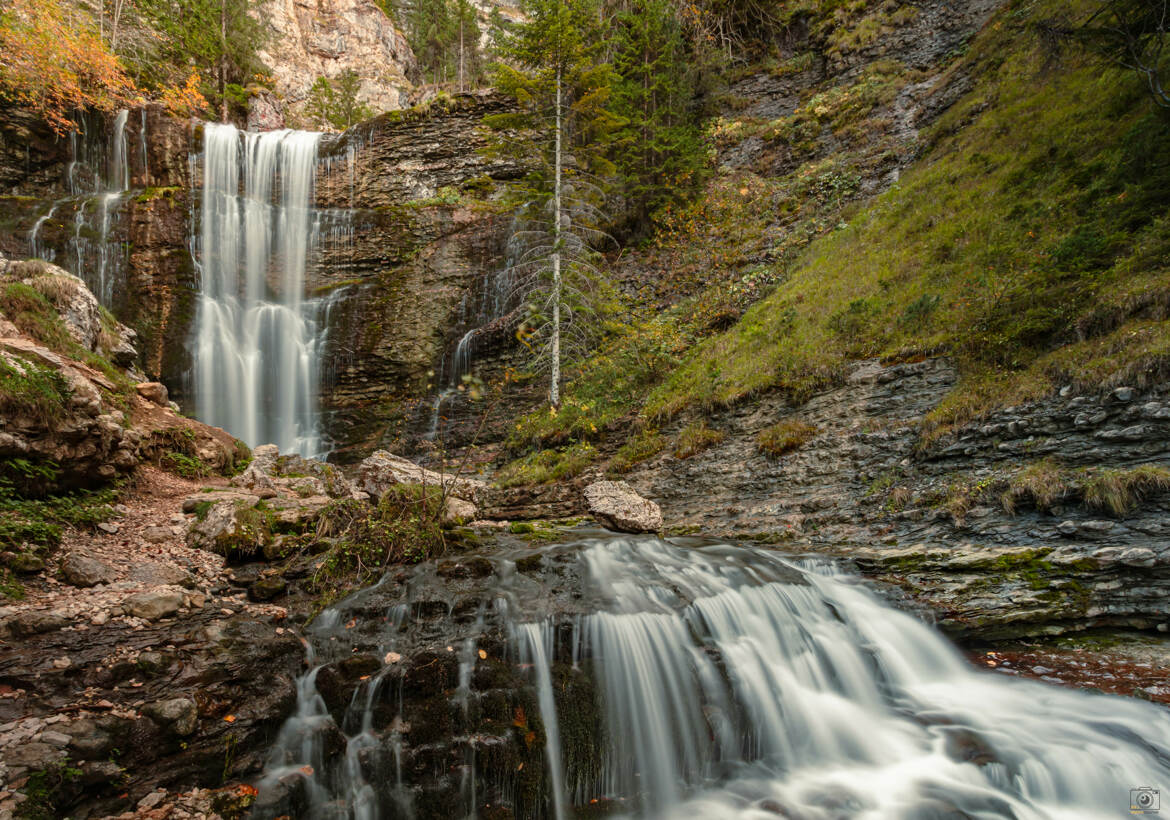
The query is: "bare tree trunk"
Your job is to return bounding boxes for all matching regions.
[459,13,465,92]
[550,67,562,409]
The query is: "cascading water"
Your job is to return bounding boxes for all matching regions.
[190,124,327,456]
[28,109,132,307]
[255,535,1170,819]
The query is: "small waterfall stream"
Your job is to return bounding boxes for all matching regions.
[28,109,132,307]
[190,124,327,456]
[255,535,1170,819]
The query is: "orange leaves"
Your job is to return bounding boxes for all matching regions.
[160,72,209,119]
[223,714,237,723]
[0,0,138,134]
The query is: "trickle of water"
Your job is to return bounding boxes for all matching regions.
[190,124,327,456]
[28,109,132,307]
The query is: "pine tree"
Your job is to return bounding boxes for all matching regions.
[608,0,711,234]
[486,0,618,408]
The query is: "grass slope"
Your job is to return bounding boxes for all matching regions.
[647,0,1170,442]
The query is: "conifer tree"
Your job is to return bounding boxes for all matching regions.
[608,0,710,233]
[486,0,617,408]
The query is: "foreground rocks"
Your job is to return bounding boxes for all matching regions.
[0,467,302,819]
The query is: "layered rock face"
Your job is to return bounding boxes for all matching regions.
[255,0,416,123]
[0,93,524,460]
[618,360,1170,641]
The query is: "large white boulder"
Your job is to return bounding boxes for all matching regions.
[584,480,663,533]
[356,450,485,504]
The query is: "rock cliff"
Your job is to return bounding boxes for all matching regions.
[256,0,417,123]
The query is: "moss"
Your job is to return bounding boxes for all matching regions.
[0,355,70,421]
[756,418,818,457]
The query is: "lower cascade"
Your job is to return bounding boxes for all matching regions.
[191,124,326,457]
[254,535,1170,819]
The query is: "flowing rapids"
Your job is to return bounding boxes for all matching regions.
[191,125,327,456]
[257,535,1170,819]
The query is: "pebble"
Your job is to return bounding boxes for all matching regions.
[97,522,119,534]
[51,657,71,669]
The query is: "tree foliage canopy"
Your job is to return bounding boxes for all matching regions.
[0,0,138,134]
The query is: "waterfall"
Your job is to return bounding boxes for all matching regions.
[190,124,326,456]
[254,535,1170,819]
[29,109,131,307]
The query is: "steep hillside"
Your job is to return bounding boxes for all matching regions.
[498,0,1170,474]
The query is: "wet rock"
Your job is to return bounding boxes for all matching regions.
[584,480,663,533]
[122,590,184,621]
[0,610,67,637]
[135,381,169,406]
[249,576,287,602]
[436,557,493,579]
[142,698,198,736]
[59,552,117,587]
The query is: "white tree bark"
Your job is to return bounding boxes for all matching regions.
[550,67,563,408]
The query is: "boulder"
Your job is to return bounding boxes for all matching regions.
[186,498,270,560]
[249,576,287,602]
[231,461,278,499]
[142,697,198,736]
[442,496,477,527]
[583,480,663,533]
[60,552,117,587]
[135,381,169,406]
[122,590,184,621]
[356,450,485,504]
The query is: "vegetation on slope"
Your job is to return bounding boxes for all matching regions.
[503,0,1170,477]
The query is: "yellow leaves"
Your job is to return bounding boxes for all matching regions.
[478,649,487,659]
[160,71,209,119]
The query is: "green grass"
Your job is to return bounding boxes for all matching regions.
[756,418,819,457]
[643,0,1170,435]
[496,443,598,488]
[672,422,726,459]
[607,428,666,474]
[0,355,70,421]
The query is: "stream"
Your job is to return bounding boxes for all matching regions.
[253,533,1170,819]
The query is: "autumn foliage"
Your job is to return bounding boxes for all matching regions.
[0,0,139,134]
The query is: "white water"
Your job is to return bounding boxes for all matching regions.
[191,124,326,456]
[257,536,1170,819]
[29,109,131,306]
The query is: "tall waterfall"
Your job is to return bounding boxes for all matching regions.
[255,535,1170,819]
[191,125,325,456]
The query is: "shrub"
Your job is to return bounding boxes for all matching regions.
[756,419,818,457]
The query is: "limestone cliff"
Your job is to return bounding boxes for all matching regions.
[256,0,417,123]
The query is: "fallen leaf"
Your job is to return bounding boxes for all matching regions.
[385,651,402,664]
[299,765,314,776]
[223,714,236,723]
[478,649,487,660]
